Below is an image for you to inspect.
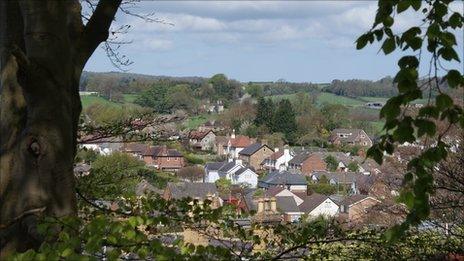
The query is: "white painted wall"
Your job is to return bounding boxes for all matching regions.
[308,198,339,218]
[234,169,258,188]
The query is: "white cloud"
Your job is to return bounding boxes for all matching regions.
[140,38,173,51]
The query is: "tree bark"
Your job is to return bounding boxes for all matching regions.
[0,0,121,256]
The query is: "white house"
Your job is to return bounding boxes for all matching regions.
[299,194,339,218]
[261,148,294,171]
[204,160,258,188]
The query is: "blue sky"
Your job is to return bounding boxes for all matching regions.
[84,1,463,83]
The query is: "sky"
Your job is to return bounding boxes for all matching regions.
[84,1,464,83]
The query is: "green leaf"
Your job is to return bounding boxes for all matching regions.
[449,12,463,29]
[397,1,410,13]
[383,16,394,27]
[408,37,422,50]
[410,0,421,11]
[436,94,453,110]
[356,34,369,50]
[414,119,436,137]
[441,32,457,46]
[438,47,460,62]
[382,37,396,54]
[446,70,463,88]
[418,106,439,119]
[366,146,383,165]
[398,56,419,68]
[427,23,440,39]
[393,118,415,143]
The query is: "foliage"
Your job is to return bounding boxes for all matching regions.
[323,77,397,97]
[245,83,264,98]
[177,166,204,182]
[184,154,206,165]
[272,99,297,144]
[75,148,98,164]
[209,73,242,100]
[357,0,464,237]
[320,103,349,130]
[308,183,337,195]
[261,132,285,148]
[324,155,339,172]
[254,97,274,129]
[347,161,360,172]
[215,177,232,194]
[77,152,145,200]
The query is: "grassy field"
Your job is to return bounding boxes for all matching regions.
[316,92,364,106]
[184,114,217,129]
[123,94,139,103]
[268,92,365,107]
[80,95,120,108]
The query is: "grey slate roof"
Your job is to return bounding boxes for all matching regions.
[299,193,333,213]
[259,171,307,187]
[288,152,311,165]
[276,196,301,213]
[311,171,358,184]
[235,167,248,176]
[219,161,238,172]
[135,180,163,196]
[166,182,218,200]
[239,143,267,156]
[205,162,227,171]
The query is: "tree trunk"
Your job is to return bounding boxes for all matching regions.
[0,0,120,256]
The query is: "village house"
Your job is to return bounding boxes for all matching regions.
[188,130,216,151]
[163,182,223,208]
[258,170,308,192]
[328,128,373,147]
[264,187,304,206]
[198,120,224,133]
[213,135,229,156]
[79,137,123,155]
[288,152,327,175]
[339,194,380,223]
[225,131,256,159]
[276,196,304,222]
[121,143,149,160]
[142,145,185,171]
[298,193,339,219]
[204,160,258,188]
[238,143,274,170]
[310,171,364,195]
[261,147,294,171]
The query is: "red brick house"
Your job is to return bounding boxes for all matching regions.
[143,145,185,171]
[288,152,327,175]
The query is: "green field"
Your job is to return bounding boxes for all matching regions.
[80,95,120,108]
[316,92,364,106]
[123,94,139,103]
[267,92,365,107]
[80,94,140,109]
[185,114,217,129]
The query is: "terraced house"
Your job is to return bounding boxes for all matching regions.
[238,143,274,171]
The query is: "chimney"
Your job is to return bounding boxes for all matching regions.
[235,159,243,166]
[228,157,233,163]
[270,197,277,212]
[231,129,236,139]
[257,199,264,213]
[284,148,290,156]
[274,148,279,152]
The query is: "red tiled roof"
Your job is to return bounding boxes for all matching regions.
[230,135,253,148]
[189,130,213,140]
[268,151,284,160]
